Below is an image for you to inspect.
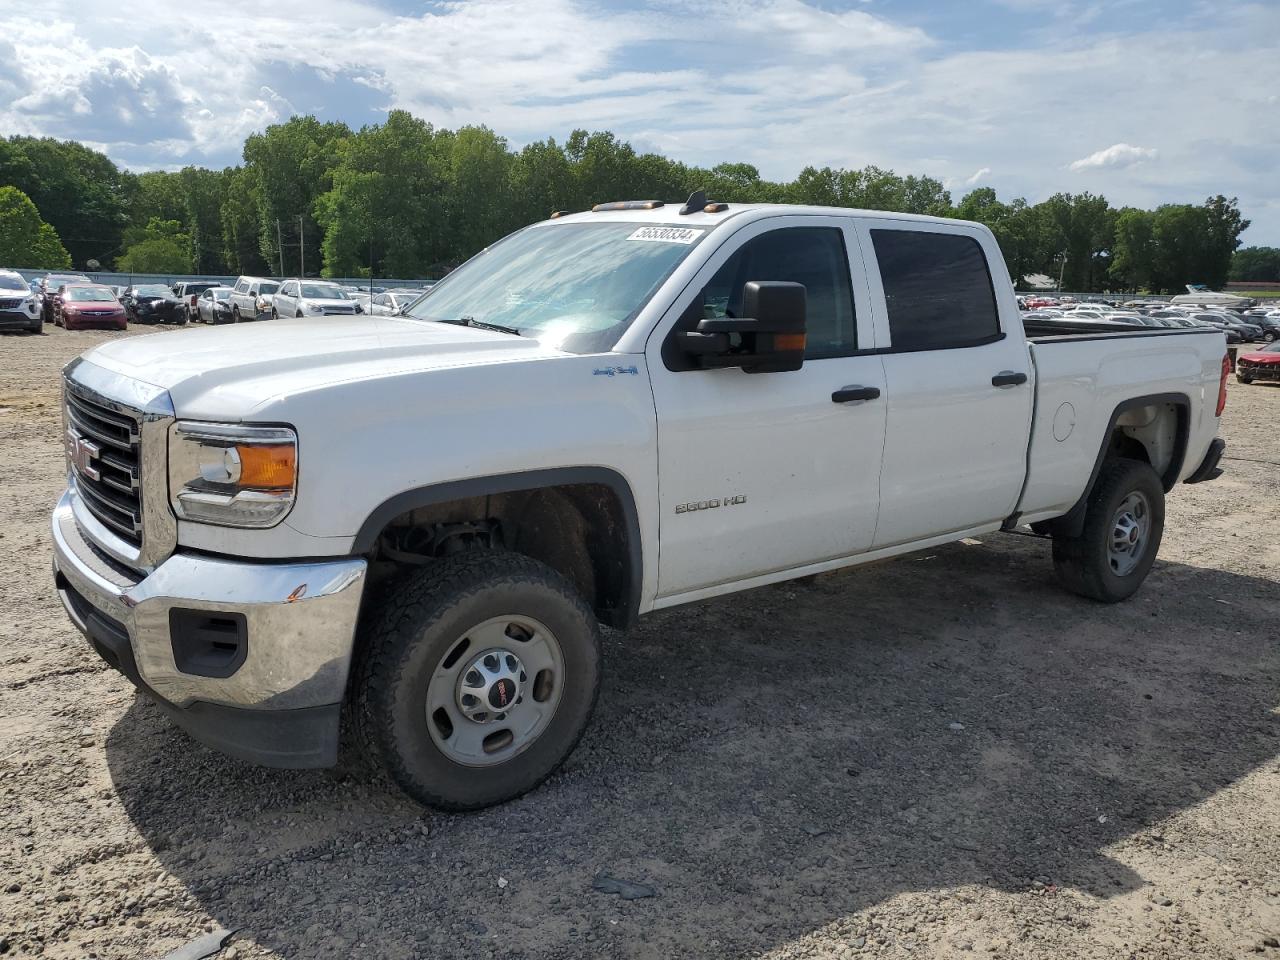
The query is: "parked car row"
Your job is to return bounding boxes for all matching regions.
[1021,298,1278,344]
[2,269,434,335]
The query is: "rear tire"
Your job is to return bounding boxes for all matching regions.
[1052,458,1164,603]
[353,551,602,811]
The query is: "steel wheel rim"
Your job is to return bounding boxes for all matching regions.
[1108,490,1150,576]
[425,615,565,767]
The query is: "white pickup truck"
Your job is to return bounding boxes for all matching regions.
[51,196,1229,809]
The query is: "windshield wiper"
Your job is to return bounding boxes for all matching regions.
[436,315,522,336]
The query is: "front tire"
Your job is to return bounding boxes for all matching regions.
[1052,458,1165,603]
[353,552,602,810]
[1237,374,1253,384]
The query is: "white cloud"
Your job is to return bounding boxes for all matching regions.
[1068,143,1158,172]
[0,0,1278,242]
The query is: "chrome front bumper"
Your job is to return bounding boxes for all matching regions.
[51,492,367,766]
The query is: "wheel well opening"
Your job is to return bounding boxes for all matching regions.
[365,482,636,629]
[1111,400,1187,490]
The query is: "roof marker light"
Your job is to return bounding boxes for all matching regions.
[591,200,665,212]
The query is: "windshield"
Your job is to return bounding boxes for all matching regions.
[212,288,232,300]
[134,284,172,297]
[67,287,116,302]
[0,275,26,291]
[260,281,280,294]
[300,283,343,298]
[405,222,707,353]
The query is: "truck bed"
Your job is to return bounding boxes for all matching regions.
[1015,326,1226,525]
[1024,317,1200,340]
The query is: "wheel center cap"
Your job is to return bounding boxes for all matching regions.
[488,678,517,709]
[456,649,525,723]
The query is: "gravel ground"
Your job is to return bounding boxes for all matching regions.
[1,325,1277,960]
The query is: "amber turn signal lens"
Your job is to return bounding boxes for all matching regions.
[236,444,296,489]
[774,333,807,352]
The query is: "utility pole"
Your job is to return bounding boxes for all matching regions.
[275,219,285,278]
[298,215,305,279]
[369,236,374,298]
[1057,251,1068,293]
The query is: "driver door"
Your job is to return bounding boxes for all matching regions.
[646,216,888,600]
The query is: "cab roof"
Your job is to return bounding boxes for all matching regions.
[541,202,984,234]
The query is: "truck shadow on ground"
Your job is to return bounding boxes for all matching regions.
[105,533,1280,959]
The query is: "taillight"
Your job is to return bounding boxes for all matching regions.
[1216,353,1229,416]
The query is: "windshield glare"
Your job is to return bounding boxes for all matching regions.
[0,275,26,291]
[68,287,116,302]
[405,222,706,353]
[300,283,342,298]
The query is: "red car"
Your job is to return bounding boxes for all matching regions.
[54,284,127,331]
[1236,342,1280,384]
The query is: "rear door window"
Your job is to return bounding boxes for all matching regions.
[871,229,1001,351]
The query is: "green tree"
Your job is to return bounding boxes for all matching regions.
[1110,208,1156,291]
[1231,246,1280,283]
[445,126,517,258]
[1037,192,1115,291]
[0,185,73,268]
[220,167,269,275]
[1200,195,1250,289]
[316,110,451,278]
[180,166,232,273]
[243,116,351,276]
[0,136,130,267]
[127,170,187,226]
[117,218,193,273]
[508,137,576,225]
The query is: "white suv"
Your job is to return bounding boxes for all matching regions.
[0,269,42,333]
[271,280,360,318]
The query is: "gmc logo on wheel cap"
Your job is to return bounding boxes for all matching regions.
[66,429,101,481]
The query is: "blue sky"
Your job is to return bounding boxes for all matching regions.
[1,0,1277,244]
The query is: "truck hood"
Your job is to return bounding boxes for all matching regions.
[80,315,573,420]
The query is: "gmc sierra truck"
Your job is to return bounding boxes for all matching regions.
[51,196,1229,810]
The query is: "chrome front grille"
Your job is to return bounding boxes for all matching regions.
[65,385,143,545]
[62,359,177,572]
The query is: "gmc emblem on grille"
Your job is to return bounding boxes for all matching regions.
[66,430,101,481]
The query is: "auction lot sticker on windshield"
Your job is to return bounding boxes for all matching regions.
[627,226,703,244]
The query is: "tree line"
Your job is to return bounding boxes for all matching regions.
[0,114,1260,292]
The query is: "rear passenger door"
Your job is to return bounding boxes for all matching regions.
[855,221,1033,548]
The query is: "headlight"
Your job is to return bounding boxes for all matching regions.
[169,422,298,528]
[307,303,325,314]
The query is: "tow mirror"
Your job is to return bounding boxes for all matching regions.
[676,280,807,374]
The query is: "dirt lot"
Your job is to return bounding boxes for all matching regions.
[1,325,1277,960]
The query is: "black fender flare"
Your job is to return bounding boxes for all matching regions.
[352,467,643,628]
[1049,392,1189,539]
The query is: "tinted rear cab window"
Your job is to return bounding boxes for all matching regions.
[872,230,1001,351]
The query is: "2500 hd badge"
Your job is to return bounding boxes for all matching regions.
[675,495,747,514]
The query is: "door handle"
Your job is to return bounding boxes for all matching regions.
[832,385,882,404]
[991,371,1028,388]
